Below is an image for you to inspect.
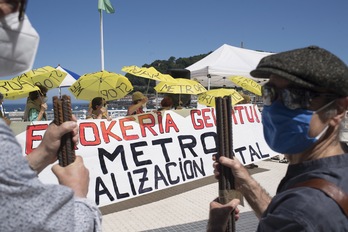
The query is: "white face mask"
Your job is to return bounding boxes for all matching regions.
[0,12,39,77]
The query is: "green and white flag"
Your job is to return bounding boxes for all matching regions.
[98,0,115,14]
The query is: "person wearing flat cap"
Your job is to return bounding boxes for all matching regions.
[127,91,148,116]
[207,46,348,231]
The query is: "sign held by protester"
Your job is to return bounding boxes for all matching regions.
[15,105,276,208]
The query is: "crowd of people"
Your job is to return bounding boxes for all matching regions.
[1,1,348,231]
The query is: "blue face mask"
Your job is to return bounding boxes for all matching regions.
[262,100,318,154]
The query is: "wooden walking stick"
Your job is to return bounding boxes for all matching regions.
[52,95,76,167]
[215,96,243,232]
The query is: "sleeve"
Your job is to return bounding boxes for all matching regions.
[28,108,39,121]
[0,121,102,232]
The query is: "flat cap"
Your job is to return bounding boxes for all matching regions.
[250,46,348,96]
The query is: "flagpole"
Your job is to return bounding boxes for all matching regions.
[99,10,105,71]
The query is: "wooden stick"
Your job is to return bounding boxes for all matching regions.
[215,96,236,232]
[52,95,76,167]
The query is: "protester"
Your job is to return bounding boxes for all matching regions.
[208,46,348,231]
[127,91,148,115]
[0,92,11,125]
[0,3,102,231]
[87,97,112,120]
[158,96,173,111]
[23,84,48,122]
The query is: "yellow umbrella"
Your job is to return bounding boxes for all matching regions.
[0,79,40,100]
[154,78,207,95]
[122,65,174,82]
[69,70,133,101]
[228,75,262,96]
[12,66,67,90]
[198,88,244,107]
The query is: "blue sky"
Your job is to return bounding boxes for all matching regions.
[8,0,348,104]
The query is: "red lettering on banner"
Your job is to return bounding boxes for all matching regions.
[233,106,245,124]
[253,105,260,123]
[139,114,157,137]
[201,108,214,128]
[191,109,204,129]
[119,117,139,140]
[156,112,164,134]
[79,122,101,146]
[191,108,215,130]
[25,124,48,155]
[164,113,179,133]
[100,121,122,143]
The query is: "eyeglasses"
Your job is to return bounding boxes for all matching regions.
[262,84,338,110]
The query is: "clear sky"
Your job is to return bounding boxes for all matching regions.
[7,0,348,104]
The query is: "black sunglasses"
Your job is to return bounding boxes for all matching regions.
[262,84,338,110]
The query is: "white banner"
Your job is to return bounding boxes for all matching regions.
[15,105,277,208]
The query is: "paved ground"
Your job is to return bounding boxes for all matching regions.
[102,157,288,232]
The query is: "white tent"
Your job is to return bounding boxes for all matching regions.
[186,44,274,89]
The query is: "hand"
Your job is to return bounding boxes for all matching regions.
[140,97,148,105]
[207,198,240,232]
[40,102,48,111]
[52,156,89,198]
[27,115,79,173]
[213,155,250,190]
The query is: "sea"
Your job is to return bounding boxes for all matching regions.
[4,103,90,113]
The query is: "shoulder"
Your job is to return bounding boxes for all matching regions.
[259,187,348,231]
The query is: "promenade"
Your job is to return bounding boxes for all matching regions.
[102,158,288,232]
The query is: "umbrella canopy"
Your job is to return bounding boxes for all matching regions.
[56,65,80,88]
[154,78,207,95]
[12,66,67,90]
[68,70,133,101]
[228,75,262,96]
[0,79,40,100]
[198,88,244,107]
[122,65,174,82]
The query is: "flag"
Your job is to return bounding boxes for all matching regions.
[98,0,115,14]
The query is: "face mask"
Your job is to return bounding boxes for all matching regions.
[41,97,48,103]
[0,12,39,77]
[262,100,331,155]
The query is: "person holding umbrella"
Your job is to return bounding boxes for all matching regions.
[23,84,48,122]
[127,91,148,115]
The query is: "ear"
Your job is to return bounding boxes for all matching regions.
[330,97,348,126]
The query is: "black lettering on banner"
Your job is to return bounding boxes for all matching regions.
[178,135,198,159]
[234,146,247,164]
[131,141,152,167]
[133,168,152,194]
[178,158,186,181]
[98,145,128,174]
[154,165,169,189]
[183,160,194,179]
[200,132,218,154]
[249,144,261,162]
[152,138,173,162]
[111,172,130,199]
[127,172,137,196]
[193,158,205,177]
[95,176,115,205]
[257,142,269,159]
[165,162,180,185]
